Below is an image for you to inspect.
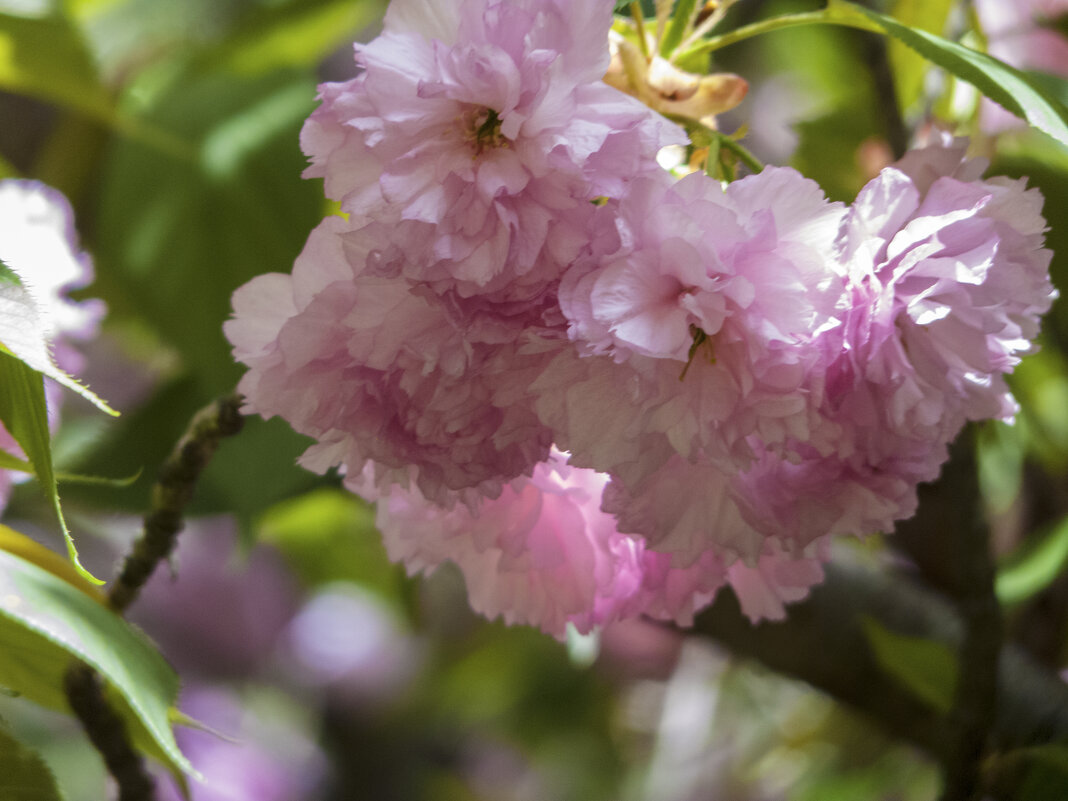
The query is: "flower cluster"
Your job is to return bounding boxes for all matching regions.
[227,0,1055,638]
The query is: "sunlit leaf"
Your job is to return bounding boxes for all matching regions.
[0,351,99,584]
[0,726,64,801]
[659,0,698,56]
[0,547,195,786]
[838,0,1068,147]
[861,617,957,714]
[0,524,103,603]
[997,516,1068,606]
[0,12,111,119]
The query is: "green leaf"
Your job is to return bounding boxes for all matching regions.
[1026,70,1068,109]
[0,523,103,600]
[678,2,1068,145]
[0,12,187,155]
[0,726,65,801]
[998,744,1068,801]
[996,516,1068,606]
[197,0,386,76]
[0,547,195,786]
[886,0,953,110]
[839,0,1068,147]
[258,488,404,596]
[0,447,32,474]
[861,617,958,713]
[0,12,112,121]
[0,351,99,584]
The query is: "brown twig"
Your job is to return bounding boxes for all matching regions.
[63,393,245,801]
[938,430,1002,801]
[64,663,156,801]
[108,393,244,613]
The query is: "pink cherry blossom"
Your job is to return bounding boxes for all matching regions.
[724,137,1056,551]
[372,448,827,637]
[226,216,558,505]
[544,167,847,482]
[838,136,1054,439]
[301,0,684,301]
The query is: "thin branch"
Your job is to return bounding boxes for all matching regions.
[677,9,882,61]
[108,393,244,614]
[939,430,1003,801]
[61,393,245,801]
[860,30,909,159]
[64,663,155,801]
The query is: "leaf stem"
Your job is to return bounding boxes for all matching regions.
[676,7,883,61]
[630,2,650,59]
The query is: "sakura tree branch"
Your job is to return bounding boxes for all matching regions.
[65,663,156,801]
[108,393,245,613]
[693,558,1068,799]
[63,393,244,801]
[859,29,908,160]
[939,432,1003,801]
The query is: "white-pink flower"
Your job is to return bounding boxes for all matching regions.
[0,180,104,511]
[301,0,684,300]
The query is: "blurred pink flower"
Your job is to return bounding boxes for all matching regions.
[974,0,1068,131]
[0,180,103,510]
[158,685,326,801]
[130,519,298,679]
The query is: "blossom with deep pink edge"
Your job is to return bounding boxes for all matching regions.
[0,180,103,509]
[300,0,685,297]
[371,448,829,636]
[544,167,847,481]
[225,216,557,505]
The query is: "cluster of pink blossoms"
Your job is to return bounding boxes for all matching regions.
[226,0,1056,638]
